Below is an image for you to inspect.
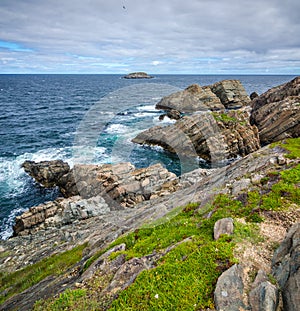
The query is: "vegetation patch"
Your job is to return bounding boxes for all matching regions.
[212,112,238,124]
[0,243,87,305]
[271,137,300,159]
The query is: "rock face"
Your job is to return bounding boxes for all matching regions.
[133,110,260,162]
[22,160,70,188]
[210,79,251,109]
[155,80,251,114]
[22,161,178,206]
[123,72,153,79]
[13,195,111,236]
[214,264,248,311]
[250,76,300,144]
[214,264,279,311]
[156,83,224,112]
[272,223,300,311]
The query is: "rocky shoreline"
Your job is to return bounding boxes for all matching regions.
[1,77,299,311]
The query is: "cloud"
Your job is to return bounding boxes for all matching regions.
[152,61,162,66]
[0,0,299,73]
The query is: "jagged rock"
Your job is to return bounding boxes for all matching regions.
[272,223,300,311]
[22,160,70,188]
[210,80,251,109]
[250,92,259,100]
[214,218,234,240]
[132,110,260,162]
[156,83,224,113]
[250,77,300,144]
[123,72,153,79]
[23,161,179,207]
[214,264,248,311]
[249,281,279,311]
[13,195,112,236]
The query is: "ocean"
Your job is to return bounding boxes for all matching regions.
[0,74,296,239]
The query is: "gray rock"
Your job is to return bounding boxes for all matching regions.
[250,76,300,144]
[214,264,248,311]
[210,80,251,109]
[249,281,279,311]
[214,218,234,240]
[156,83,224,112]
[272,223,300,311]
[22,160,70,188]
[133,111,260,162]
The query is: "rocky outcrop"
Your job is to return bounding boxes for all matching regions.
[13,196,111,236]
[214,264,279,311]
[123,72,153,79]
[156,83,224,112]
[133,110,260,162]
[272,223,300,311]
[22,160,70,188]
[214,264,249,311]
[155,80,251,114]
[210,79,251,109]
[22,161,178,206]
[250,76,300,144]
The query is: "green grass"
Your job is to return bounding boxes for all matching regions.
[212,112,238,124]
[34,289,91,311]
[271,137,300,159]
[0,243,87,305]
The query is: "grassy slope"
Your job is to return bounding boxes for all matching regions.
[1,138,299,310]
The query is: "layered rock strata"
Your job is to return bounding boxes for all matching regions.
[133,110,260,162]
[250,76,300,144]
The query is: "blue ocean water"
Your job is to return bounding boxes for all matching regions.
[0,74,296,239]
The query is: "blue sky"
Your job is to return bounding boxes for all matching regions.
[0,0,300,74]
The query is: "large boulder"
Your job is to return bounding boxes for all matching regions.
[156,83,224,112]
[250,76,300,144]
[132,110,260,162]
[272,223,300,311]
[210,79,251,109]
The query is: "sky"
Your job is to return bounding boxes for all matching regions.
[0,0,300,74]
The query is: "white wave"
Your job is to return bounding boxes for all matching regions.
[0,207,26,240]
[134,112,158,118]
[0,147,73,199]
[105,123,129,134]
[152,115,176,124]
[136,105,157,112]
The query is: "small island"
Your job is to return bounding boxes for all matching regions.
[123,72,153,79]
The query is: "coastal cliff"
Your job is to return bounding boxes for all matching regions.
[1,77,299,311]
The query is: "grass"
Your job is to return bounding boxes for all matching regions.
[0,243,87,305]
[212,112,238,124]
[271,137,300,159]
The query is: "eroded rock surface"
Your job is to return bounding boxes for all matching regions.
[210,79,251,109]
[250,76,300,144]
[133,110,260,162]
[156,83,224,112]
[272,223,300,311]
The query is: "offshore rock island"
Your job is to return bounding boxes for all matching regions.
[123,71,153,79]
[1,77,300,311]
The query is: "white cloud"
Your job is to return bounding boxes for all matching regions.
[0,0,299,73]
[152,61,162,66]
